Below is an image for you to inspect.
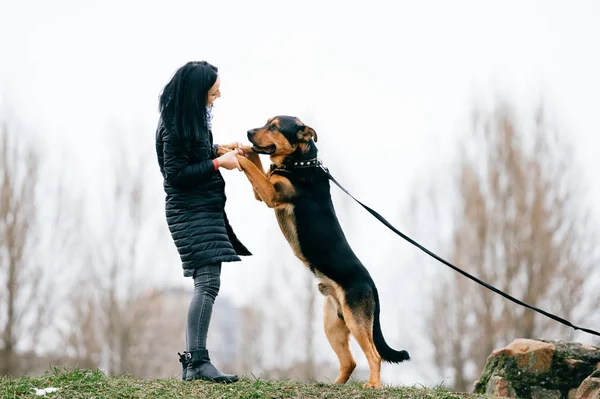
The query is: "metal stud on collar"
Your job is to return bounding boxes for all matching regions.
[292,159,319,167]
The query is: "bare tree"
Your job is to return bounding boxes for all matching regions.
[61,128,159,377]
[0,120,40,376]
[0,105,97,376]
[421,100,600,391]
[61,273,103,370]
[101,147,147,376]
[235,305,264,375]
[303,269,317,381]
[0,116,74,376]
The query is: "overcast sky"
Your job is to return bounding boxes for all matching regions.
[2,0,599,387]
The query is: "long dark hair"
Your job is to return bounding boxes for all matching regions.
[158,61,218,141]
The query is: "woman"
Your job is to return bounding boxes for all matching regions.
[155,61,251,383]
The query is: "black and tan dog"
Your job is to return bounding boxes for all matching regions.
[236,116,410,388]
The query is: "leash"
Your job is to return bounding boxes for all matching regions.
[319,162,600,338]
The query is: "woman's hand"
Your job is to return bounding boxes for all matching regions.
[217,148,243,171]
[216,142,245,157]
[221,141,243,150]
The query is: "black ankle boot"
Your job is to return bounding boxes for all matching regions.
[178,352,189,380]
[184,349,239,383]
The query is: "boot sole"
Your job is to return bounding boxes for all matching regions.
[185,376,239,384]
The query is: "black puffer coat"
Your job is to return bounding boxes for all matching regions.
[155,118,251,276]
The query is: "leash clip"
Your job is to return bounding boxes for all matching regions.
[317,158,329,174]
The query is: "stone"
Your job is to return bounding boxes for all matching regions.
[489,339,555,374]
[567,359,588,368]
[474,339,600,399]
[530,388,561,399]
[486,375,517,397]
[576,369,600,399]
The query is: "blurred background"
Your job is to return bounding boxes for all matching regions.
[1,0,599,392]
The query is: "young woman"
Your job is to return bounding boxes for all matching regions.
[155,61,251,383]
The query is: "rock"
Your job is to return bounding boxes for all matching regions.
[486,375,517,397]
[474,339,600,399]
[576,369,600,399]
[489,339,555,374]
[530,388,561,399]
[567,359,588,368]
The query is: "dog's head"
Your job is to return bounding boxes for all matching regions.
[247,116,317,156]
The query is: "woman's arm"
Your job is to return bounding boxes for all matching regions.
[163,136,217,189]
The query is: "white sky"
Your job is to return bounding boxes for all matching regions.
[1,0,600,387]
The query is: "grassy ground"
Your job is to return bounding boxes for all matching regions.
[0,368,495,399]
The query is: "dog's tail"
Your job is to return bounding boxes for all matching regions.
[372,285,410,363]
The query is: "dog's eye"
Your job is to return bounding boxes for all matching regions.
[269,125,277,131]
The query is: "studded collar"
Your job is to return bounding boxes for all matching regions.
[268,157,323,178]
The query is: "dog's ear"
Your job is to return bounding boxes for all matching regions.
[297,125,318,143]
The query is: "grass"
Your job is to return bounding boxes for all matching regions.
[0,367,495,399]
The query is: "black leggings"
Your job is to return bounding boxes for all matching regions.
[186,263,221,352]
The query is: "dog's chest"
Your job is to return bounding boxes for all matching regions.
[274,204,308,265]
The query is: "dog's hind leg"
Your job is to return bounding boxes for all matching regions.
[323,295,356,384]
[341,295,382,388]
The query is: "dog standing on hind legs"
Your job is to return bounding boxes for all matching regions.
[235,115,410,388]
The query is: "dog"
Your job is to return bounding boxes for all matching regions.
[235,116,410,388]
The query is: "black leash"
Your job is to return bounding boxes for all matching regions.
[320,163,600,338]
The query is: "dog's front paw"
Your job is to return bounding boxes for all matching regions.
[216,146,233,156]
